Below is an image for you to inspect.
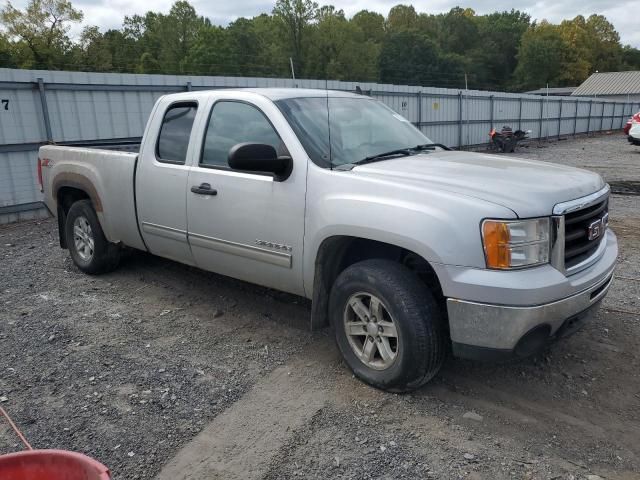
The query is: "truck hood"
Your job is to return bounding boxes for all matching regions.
[352,151,605,218]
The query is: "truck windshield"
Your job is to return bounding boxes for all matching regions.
[275,96,433,168]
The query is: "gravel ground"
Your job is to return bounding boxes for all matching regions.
[508,131,640,188]
[1,133,639,480]
[0,236,319,477]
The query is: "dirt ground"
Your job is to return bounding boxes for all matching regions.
[1,133,639,480]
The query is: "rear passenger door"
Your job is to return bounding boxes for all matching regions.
[136,99,203,265]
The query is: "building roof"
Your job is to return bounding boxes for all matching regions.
[572,71,640,96]
[525,87,576,96]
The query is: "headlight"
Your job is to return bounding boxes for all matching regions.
[481,218,550,269]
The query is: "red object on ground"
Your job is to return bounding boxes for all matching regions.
[0,449,111,480]
[0,406,111,479]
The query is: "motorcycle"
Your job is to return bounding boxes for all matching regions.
[489,125,530,153]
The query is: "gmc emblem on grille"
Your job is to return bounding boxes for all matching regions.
[587,212,608,241]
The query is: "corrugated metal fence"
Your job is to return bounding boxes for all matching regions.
[1,68,639,223]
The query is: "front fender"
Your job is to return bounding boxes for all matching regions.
[302,164,517,298]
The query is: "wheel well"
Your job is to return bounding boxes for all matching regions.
[56,187,91,249]
[310,236,445,330]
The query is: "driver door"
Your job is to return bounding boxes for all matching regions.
[186,97,307,296]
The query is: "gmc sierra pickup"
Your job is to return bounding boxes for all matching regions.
[39,89,617,392]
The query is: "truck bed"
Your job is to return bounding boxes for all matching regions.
[60,138,141,153]
[40,144,146,251]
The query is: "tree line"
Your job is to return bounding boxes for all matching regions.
[1,0,640,91]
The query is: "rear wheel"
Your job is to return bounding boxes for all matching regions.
[330,259,445,392]
[65,200,120,274]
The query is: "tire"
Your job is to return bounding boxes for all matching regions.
[65,199,120,274]
[330,259,445,392]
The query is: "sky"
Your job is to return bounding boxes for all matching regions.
[7,0,640,48]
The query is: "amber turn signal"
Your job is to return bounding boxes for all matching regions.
[482,221,512,269]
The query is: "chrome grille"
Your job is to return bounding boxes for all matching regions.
[563,198,608,269]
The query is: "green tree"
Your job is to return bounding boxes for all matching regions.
[557,16,593,82]
[440,7,478,55]
[226,17,283,76]
[164,1,205,71]
[137,51,161,73]
[305,5,379,81]
[71,26,113,71]
[116,2,207,74]
[183,25,229,75]
[250,14,290,76]
[0,0,82,68]
[102,29,139,71]
[514,22,571,89]
[584,15,621,72]
[621,45,640,70]
[0,33,17,67]
[0,0,635,90]
[553,15,622,84]
[379,30,466,87]
[273,0,318,73]
[122,14,146,43]
[306,5,345,77]
[185,15,286,77]
[385,4,418,32]
[351,10,384,43]
[473,10,530,89]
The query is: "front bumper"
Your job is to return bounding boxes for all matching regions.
[448,274,612,360]
[440,229,617,357]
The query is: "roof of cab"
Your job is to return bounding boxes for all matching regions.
[164,88,365,102]
[241,88,364,100]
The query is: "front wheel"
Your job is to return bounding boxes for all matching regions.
[330,259,446,392]
[65,200,120,274]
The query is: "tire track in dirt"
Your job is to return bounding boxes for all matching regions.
[154,341,335,480]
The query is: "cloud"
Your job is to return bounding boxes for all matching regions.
[7,0,640,47]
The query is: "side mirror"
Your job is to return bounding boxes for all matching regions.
[228,143,292,181]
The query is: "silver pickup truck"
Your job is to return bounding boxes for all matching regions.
[39,89,617,392]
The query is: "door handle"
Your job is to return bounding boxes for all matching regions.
[191,183,217,196]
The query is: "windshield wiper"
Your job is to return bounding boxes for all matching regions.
[351,143,451,167]
[355,148,414,165]
[414,143,451,151]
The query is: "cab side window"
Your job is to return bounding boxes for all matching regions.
[156,103,197,164]
[201,101,286,168]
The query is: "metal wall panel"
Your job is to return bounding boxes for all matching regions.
[0,150,39,206]
[1,67,639,220]
[0,87,46,144]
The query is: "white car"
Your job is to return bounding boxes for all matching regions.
[629,119,640,145]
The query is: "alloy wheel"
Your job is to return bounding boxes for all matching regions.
[73,216,95,261]
[343,292,399,370]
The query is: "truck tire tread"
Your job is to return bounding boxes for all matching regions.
[330,259,445,393]
[65,199,120,275]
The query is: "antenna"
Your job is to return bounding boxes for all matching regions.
[545,82,550,140]
[465,73,469,147]
[325,77,332,170]
[289,58,296,85]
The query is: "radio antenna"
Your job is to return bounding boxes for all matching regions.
[325,77,333,170]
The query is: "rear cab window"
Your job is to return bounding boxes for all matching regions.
[156,102,198,164]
